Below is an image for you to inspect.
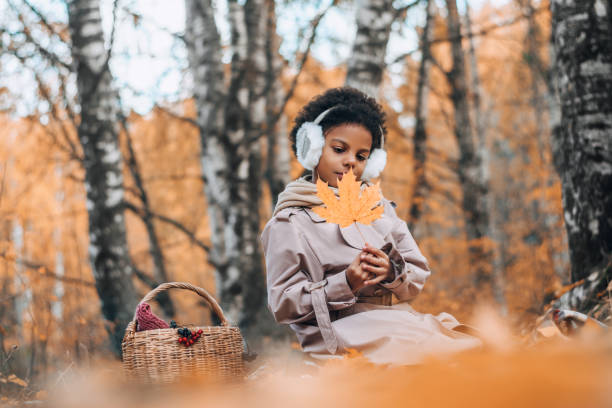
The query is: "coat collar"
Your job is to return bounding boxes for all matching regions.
[303,207,326,223]
[303,207,394,250]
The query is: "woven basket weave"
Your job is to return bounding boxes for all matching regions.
[121,282,244,384]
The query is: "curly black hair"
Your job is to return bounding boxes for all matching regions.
[289,87,387,157]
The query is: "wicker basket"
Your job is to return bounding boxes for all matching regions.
[121,282,245,384]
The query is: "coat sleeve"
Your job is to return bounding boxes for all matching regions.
[261,212,356,325]
[378,201,431,302]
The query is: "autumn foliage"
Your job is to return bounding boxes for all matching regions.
[0,1,596,401]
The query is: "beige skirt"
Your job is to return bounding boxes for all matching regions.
[311,302,482,365]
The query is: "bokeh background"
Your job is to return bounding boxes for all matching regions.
[0,0,610,393]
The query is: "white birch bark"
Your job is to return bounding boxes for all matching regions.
[52,162,64,321]
[11,221,28,332]
[186,0,281,338]
[345,0,396,97]
[265,0,291,211]
[551,0,612,312]
[185,0,227,276]
[67,0,137,356]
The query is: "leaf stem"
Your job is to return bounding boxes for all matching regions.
[355,223,367,249]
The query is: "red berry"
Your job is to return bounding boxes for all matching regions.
[198,329,203,334]
[190,339,194,345]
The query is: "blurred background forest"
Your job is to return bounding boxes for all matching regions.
[0,0,610,388]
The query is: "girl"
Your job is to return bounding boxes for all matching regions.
[261,87,481,365]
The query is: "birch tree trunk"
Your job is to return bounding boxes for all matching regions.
[67,0,137,356]
[445,0,493,293]
[345,0,396,96]
[185,0,279,339]
[551,0,612,312]
[409,0,435,231]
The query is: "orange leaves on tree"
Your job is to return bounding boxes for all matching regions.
[312,168,383,228]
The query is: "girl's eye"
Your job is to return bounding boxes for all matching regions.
[357,155,367,161]
[333,147,344,153]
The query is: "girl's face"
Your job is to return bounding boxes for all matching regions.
[314,124,373,188]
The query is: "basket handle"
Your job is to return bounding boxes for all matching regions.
[130,281,230,328]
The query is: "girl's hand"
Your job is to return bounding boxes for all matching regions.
[346,251,371,294]
[360,243,393,285]
[346,243,392,293]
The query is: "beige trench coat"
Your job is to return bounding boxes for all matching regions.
[261,198,481,365]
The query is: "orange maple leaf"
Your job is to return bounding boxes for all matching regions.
[312,168,384,228]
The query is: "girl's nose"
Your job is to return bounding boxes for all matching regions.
[343,155,356,168]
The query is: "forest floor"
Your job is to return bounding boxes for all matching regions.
[1,310,611,407]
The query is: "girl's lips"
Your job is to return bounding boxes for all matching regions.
[335,172,344,180]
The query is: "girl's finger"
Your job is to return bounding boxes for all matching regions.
[364,273,387,286]
[358,266,369,281]
[362,258,389,270]
[363,245,389,260]
[362,263,388,276]
[361,253,385,266]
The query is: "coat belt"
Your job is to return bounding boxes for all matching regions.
[357,292,393,306]
[306,280,393,354]
[305,279,338,354]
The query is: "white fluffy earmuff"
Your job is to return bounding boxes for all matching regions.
[295,109,331,170]
[361,144,387,180]
[295,107,387,179]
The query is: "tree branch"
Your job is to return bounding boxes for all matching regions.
[123,201,212,257]
[7,0,72,71]
[390,4,549,65]
[394,0,422,21]
[21,0,69,41]
[249,0,334,144]
[0,252,96,287]
[154,105,200,129]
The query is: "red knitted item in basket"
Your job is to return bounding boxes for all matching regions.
[136,302,169,332]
